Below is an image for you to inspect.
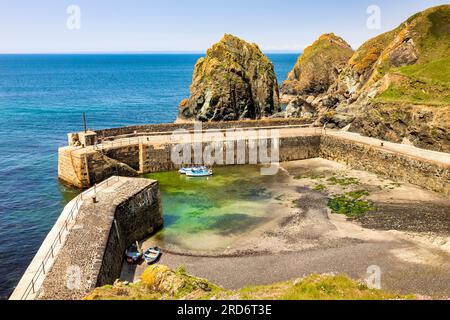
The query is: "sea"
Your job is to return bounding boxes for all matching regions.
[0,53,298,298]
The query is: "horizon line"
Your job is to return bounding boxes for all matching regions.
[0,50,303,55]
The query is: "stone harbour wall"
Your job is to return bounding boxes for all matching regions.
[69,118,311,146]
[58,148,90,189]
[96,180,163,287]
[320,135,450,196]
[19,177,163,300]
[138,135,321,174]
[59,126,450,197]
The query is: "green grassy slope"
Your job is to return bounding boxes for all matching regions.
[86,265,415,301]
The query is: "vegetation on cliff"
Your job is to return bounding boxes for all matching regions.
[319,5,450,152]
[178,34,280,122]
[282,33,354,95]
[175,6,449,151]
[86,265,414,300]
[341,5,450,104]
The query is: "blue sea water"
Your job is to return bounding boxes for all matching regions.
[0,53,298,298]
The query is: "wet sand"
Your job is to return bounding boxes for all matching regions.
[122,159,450,297]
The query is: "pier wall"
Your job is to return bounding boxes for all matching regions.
[68,119,312,146]
[138,135,321,173]
[59,126,450,196]
[320,135,450,196]
[58,148,90,189]
[10,177,163,300]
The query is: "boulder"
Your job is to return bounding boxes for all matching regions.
[272,97,317,119]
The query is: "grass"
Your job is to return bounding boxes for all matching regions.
[86,265,221,301]
[374,6,450,106]
[399,58,450,84]
[376,57,450,106]
[86,266,414,300]
[240,274,413,300]
[348,5,450,106]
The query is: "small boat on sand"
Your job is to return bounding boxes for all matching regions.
[125,242,143,265]
[143,247,162,265]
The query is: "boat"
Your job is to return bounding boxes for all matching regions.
[125,242,143,265]
[143,247,162,265]
[179,166,207,175]
[186,168,213,177]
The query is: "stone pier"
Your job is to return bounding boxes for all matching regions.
[10,176,163,300]
[58,122,450,196]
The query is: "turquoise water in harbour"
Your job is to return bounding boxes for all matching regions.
[0,53,297,298]
[145,166,291,253]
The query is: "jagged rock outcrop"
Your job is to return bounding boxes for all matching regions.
[281,33,353,96]
[178,34,280,122]
[324,5,450,152]
[278,6,449,152]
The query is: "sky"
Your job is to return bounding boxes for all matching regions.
[0,0,449,53]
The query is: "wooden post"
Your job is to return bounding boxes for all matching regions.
[136,241,142,255]
[92,184,98,203]
[83,113,87,133]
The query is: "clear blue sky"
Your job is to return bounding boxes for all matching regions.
[0,0,448,53]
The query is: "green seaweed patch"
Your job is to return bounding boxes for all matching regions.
[295,174,326,180]
[313,184,327,191]
[327,176,360,187]
[328,190,375,218]
[345,190,370,199]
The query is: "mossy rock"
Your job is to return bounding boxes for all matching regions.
[178,34,280,122]
[281,33,354,95]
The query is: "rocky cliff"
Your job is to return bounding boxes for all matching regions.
[281,33,353,96]
[178,34,280,122]
[328,5,450,152]
[282,5,450,152]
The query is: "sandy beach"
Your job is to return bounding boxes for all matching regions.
[121,159,450,297]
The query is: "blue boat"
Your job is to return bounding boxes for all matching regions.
[179,166,207,175]
[125,243,143,265]
[186,168,213,177]
[143,247,162,265]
